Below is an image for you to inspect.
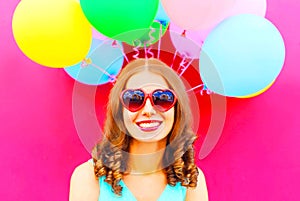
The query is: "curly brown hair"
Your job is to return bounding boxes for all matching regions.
[92,58,199,195]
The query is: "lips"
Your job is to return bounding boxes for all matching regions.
[136,120,162,132]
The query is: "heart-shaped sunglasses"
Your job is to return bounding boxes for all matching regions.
[120,89,177,112]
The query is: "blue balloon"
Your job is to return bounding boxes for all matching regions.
[64,39,124,85]
[200,14,285,97]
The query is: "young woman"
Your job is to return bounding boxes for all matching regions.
[69,58,208,201]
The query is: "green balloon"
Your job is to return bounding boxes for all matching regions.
[80,0,159,42]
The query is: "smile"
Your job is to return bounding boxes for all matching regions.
[136,120,162,132]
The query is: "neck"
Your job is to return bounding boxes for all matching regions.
[126,138,167,175]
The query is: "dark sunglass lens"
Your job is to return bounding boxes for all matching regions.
[152,90,175,111]
[122,90,144,111]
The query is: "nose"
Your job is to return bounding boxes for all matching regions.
[141,98,156,117]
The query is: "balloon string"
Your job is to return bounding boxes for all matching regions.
[112,40,129,63]
[133,40,142,60]
[178,56,194,77]
[154,20,163,59]
[138,23,156,59]
[89,61,117,82]
[89,63,110,76]
[177,56,187,72]
[144,42,148,59]
[144,44,154,59]
[187,84,204,92]
[147,23,156,46]
[187,84,213,95]
[80,58,117,82]
[170,50,178,69]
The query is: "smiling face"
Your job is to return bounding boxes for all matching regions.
[122,70,175,142]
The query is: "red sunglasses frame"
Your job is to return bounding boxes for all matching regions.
[120,88,177,112]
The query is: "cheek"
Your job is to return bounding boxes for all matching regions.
[123,109,138,125]
[164,109,175,127]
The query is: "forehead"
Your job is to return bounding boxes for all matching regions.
[125,70,169,90]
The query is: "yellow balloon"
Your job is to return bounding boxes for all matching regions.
[12,0,92,68]
[237,80,275,98]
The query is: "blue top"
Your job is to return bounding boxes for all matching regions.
[98,176,187,201]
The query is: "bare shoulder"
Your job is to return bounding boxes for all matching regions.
[185,167,209,201]
[69,161,99,201]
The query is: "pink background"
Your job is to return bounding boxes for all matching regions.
[1,0,299,200]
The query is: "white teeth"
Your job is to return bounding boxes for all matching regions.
[139,122,160,128]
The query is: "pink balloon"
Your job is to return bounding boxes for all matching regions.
[170,23,211,46]
[169,26,202,59]
[230,0,267,17]
[92,28,107,40]
[161,0,235,30]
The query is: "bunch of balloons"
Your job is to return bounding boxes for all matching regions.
[162,0,285,97]
[12,0,285,95]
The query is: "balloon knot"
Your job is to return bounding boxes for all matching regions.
[156,19,167,26]
[80,58,92,68]
[112,40,117,47]
[108,74,117,83]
